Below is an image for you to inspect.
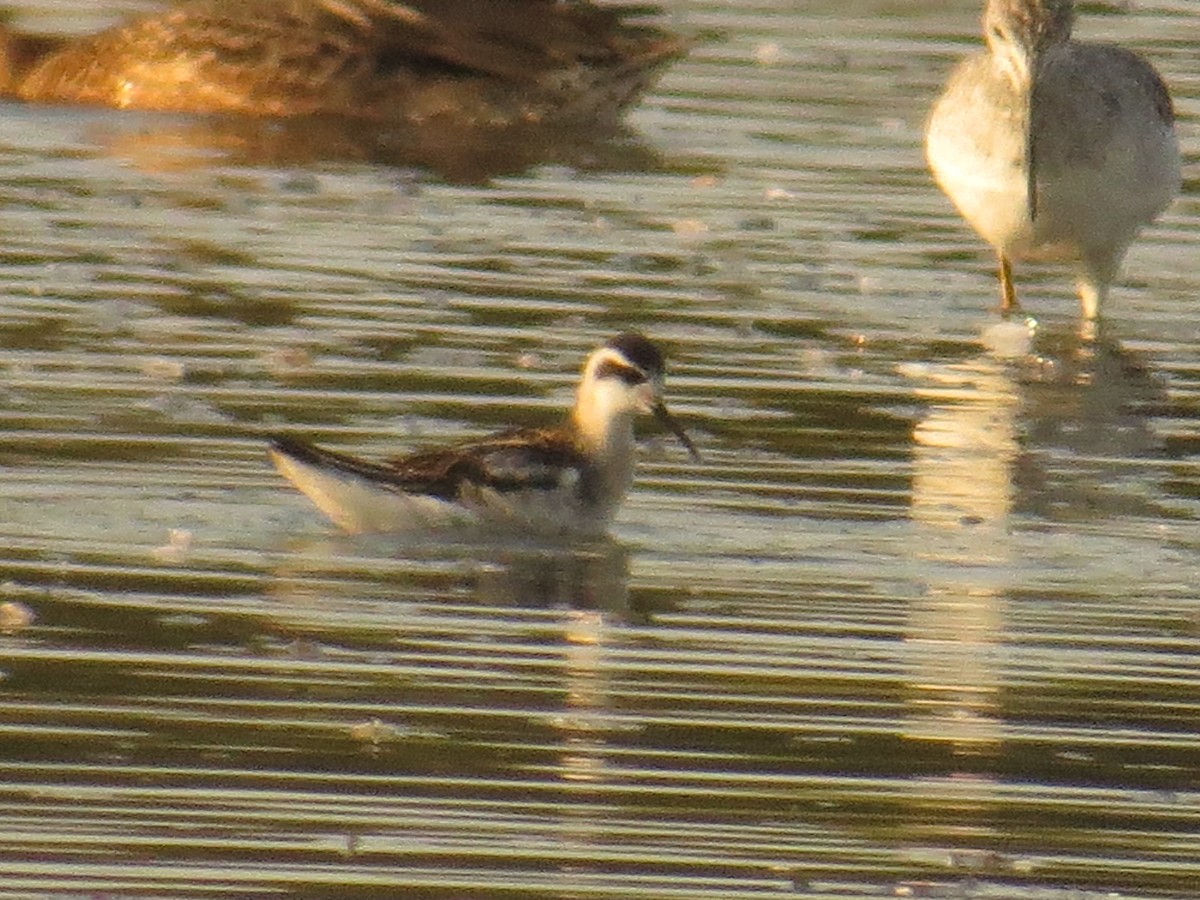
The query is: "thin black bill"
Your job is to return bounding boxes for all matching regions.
[653,402,701,462]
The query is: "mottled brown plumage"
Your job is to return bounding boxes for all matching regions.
[0,0,688,126]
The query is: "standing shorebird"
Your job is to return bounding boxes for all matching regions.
[925,0,1180,321]
[269,333,700,536]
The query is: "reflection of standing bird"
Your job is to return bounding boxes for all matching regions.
[925,0,1180,320]
[0,0,688,127]
[270,333,700,536]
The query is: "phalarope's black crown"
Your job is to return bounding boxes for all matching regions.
[269,331,699,536]
[604,332,666,380]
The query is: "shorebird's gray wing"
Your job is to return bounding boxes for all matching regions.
[1033,44,1175,168]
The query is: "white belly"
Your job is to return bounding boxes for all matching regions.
[925,53,1036,257]
[271,448,613,538]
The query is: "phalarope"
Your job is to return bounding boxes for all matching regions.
[269,332,700,536]
[925,0,1180,321]
[0,0,687,127]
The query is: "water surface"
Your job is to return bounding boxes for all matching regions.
[0,1,1197,898]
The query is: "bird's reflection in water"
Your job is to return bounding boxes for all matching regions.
[74,111,673,183]
[473,538,632,611]
[902,322,1165,756]
[904,346,1016,757]
[268,531,633,866]
[269,532,631,612]
[1009,329,1166,519]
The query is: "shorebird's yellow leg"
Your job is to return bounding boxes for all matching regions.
[998,254,1021,314]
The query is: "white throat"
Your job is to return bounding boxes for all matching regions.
[572,376,640,517]
[574,378,638,461]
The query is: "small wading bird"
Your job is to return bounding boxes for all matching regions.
[0,0,688,127]
[269,332,700,536]
[925,0,1180,321]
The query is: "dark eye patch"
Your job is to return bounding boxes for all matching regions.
[594,358,647,385]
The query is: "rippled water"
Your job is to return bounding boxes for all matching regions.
[0,1,1198,898]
